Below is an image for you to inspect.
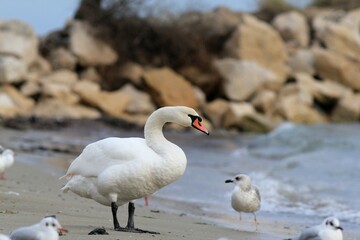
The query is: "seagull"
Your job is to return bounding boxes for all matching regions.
[285,216,343,240]
[9,216,68,240]
[0,146,14,180]
[61,106,209,234]
[225,174,261,231]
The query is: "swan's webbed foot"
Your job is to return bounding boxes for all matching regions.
[114,226,159,234]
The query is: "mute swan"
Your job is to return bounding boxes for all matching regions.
[61,106,209,233]
[225,174,261,231]
[0,146,14,180]
[285,217,343,240]
[10,216,68,240]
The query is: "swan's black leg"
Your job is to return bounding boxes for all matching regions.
[123,202,159,234]
[111,202,121,230]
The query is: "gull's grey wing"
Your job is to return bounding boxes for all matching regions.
[10,228,39,240]
[255,187,261,202]
[297,225,321,240]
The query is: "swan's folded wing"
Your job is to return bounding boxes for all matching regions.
[64,137,156,178]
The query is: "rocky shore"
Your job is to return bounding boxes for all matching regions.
[1,7,360,132]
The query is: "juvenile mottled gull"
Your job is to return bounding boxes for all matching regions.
[0,146,14,180]
[225,174,261,231]
[9,216,68,240]
[285,216,343,240]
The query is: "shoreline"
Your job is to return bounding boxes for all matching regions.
[0,161,283,240]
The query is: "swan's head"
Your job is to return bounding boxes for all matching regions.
[225,174,252,190]
[323,217,343,231]
[173,106,209,135]
[40,217,68,235]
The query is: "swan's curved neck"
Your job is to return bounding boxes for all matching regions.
[144,109,173,152]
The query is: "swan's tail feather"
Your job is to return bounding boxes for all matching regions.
[61,185,70,193]
[59,174,73,180]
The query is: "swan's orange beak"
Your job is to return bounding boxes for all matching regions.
[192,118,209,135]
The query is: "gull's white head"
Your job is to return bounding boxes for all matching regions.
[225,174,252,190]
[39,217,68,235]
[322,217,343,231]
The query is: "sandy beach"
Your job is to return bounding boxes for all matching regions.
[0,160,286,240]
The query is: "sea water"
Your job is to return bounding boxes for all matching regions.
[154,123,360,235]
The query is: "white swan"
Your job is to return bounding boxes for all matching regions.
[0,146,14,180]
[61,106,209,233]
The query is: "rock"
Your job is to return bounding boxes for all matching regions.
[272,11,309,48]
[313,48,360,90]
[178,66,221,97]
[143,67,199,108]
[332,93,360,122]
[48,47,77,70]
[313,9,360,61]
[0,56,27,83]
[251,89,277,114]
[204,99,230,128]
[73,81,131,117]
[40,69,78,86]
[0,85,35,118]
[33,98,100,119]
[287,49,315,75]
[69,20,118,66]
[118,84,155,114]
[41,82,79,104]
[193,86,207,108]
[275,93,326,124]
[213,58,277,101]
[314,79,352,105]
[118,62,144,87]
[0,20,39,65]
[223,102,276,132]
[79,68,102,83]
[223,14,288,84]
[20,81,41,97]
[26,56,52,82]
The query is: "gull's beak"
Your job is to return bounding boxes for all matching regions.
[225,179,233,183]
[192,117,209,135]
[337,226,343,231]
[59,227,68,235]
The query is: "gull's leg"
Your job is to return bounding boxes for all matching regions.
[253,212,259,232]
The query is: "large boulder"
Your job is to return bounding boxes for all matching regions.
[0,85,35,118]
[287,49,315,75]
[223,14,288,85]
[332,93,360,122]
[69,20,118,66]
[33,98,100,119]
[0,56,27,83]
[272,11,309,48]
[204,99,230,128]
[251,89,277,114]
[47,47,77,70]
[0,20,39,65]
[73,80,131,117]
[223,102,277,132]
[214,58,277,101]
[118,84,155,115]
[313,48,360,90]
[143,67,199,108]
[313,9,360,61]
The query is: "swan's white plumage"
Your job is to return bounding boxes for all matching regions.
[61,106,205,208]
